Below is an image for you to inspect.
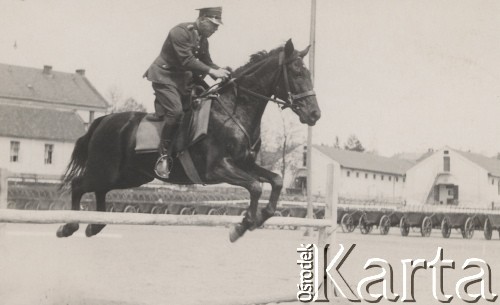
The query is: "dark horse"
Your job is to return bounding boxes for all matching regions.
[57,39,321,242]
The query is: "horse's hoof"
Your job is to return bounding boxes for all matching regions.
[56,226,66,238]
[229,225,245,243]
[85,224,106,237]
[85,225,94,237]
[56,223,79,238]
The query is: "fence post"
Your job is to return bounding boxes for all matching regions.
[317,164,337,300]
[0,168,8,210]
[0,168,9,239]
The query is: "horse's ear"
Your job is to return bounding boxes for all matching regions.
[284,39,294,57]
[298,45,311,58]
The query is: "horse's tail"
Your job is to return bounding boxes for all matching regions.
[59,115,106,190]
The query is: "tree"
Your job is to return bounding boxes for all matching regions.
[259,108,305,182]
[107,85,146,113]
[113,97,146,113]
[333,136,341,149]
[344,134,365,152]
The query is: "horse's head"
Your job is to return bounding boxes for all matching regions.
[275,39,321,126]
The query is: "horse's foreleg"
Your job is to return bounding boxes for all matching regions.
[56,177,84,237]
[85,190,108,237]
[209,158,262,242]
[248,164,283,227]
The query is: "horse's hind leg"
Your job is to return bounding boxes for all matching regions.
[56,177,85,237]
[85,190,108,237]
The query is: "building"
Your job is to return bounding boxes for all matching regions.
[404,148,500,209]
[282,144,500,209]
[282,145,414,204]
[0,63,109,178]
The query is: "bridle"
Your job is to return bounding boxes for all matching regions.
[199,50,316,111]
[196,50,316,153]
[233,51,316,111]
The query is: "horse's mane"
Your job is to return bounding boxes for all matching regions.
[233,46,284,77]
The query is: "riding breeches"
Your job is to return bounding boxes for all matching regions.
[152,82,184,121]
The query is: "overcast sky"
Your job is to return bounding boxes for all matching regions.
[1,0,499,157]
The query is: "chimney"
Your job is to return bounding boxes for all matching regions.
[75,69,85,76]
[43,65,52,74]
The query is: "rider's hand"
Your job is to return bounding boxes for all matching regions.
[209,68,230,80]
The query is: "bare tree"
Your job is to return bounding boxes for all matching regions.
[107,85,146,113]
[261,111,305,181]
[113,97,146,113]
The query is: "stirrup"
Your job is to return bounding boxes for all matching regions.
[154,154,173,179]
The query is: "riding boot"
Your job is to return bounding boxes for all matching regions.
[154,117,181,178]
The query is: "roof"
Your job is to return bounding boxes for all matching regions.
[313,145,414,175]
[0,63,109,110]
[0,104,85,142]
[456,150,500,177]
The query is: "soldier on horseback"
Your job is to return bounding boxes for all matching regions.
[144,7,230,178]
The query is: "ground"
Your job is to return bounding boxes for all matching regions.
[0,223,499,304]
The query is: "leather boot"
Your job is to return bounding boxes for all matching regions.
[155,140,172,178]
[154,117,180,178]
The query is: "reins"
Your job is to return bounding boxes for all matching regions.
[194,49,315,154]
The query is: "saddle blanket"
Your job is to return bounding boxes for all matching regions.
[135,99,212,153]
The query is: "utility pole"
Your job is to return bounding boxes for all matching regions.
[305,0,316,235]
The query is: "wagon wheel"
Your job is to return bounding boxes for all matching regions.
[379,215,391,235]
[483,218,492,240]
[359,214,371,235]
[208,208,223,215]
[400,216,410,237]
[24,201,40,211]
[180,207,192,215]
[341,214,355,233]
[462,217,475,239]
[150,205,163,214]
[421,216,432,237]
[441,217,451,238]
[124,205,137,213]
[7,201,16,209]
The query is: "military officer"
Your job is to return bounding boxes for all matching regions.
[144,7,230,178]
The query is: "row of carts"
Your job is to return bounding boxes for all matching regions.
[338,204,500,240]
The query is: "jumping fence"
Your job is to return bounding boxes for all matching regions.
[0,166,339,305]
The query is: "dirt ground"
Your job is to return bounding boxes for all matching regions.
[1,223,499,305]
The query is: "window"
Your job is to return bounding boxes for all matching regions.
[347,171,350,177]
[403,177,406,182]
[396,177,399,182]
[381,175,384,181]
[44,144,54,164]
[373,174,376,179]
[389,176,392,181]
[444,156,450,172]
[356,172,359,178]
[365,173,368,179]
[10,141,20,162]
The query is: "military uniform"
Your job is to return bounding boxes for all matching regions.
[144,7,224,178]
[144,22,219,118]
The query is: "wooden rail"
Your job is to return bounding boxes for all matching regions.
[0,209,333,228]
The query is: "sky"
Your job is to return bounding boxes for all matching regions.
[1,0,499,157]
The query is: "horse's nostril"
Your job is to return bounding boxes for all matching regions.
[311,110,321,121]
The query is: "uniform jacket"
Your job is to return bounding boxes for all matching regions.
[143,22,219,93]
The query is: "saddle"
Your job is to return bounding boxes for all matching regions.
[135,97,212,154]
[134,91,212,183]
